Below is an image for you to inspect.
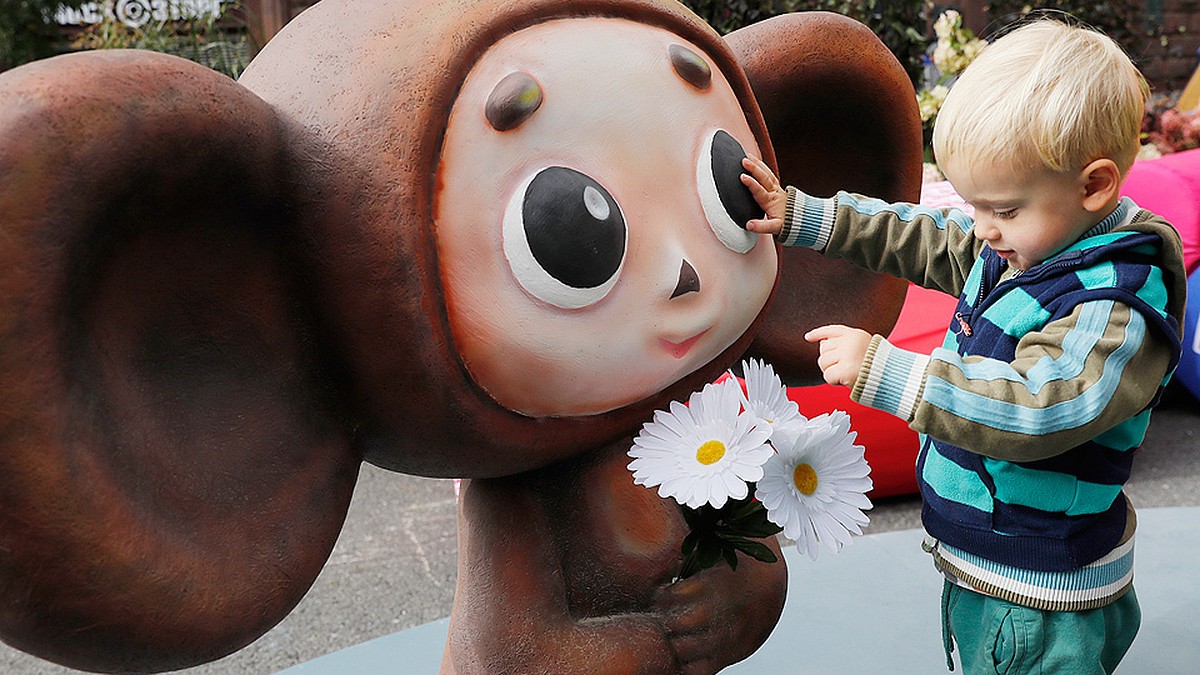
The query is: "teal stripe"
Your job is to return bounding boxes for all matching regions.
[922,449,993,512]
[1076,261,1117,290]
[981,287,1052,338]
[985,459,1122,515]
[1058,231,1134,257]
[1137,266,1168,316]
[788,194,826,248]
[1093,409,1152,451]
[961,258,985,307]
[1069,482,1125,516]
[795,193,830,247]
[938,301,1113,395]
[840,192,973,233]
[869,347,920,415]
[924,309,1147,434]
[941,541,1133,592]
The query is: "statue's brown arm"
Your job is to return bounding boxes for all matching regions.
[443,476,682,674]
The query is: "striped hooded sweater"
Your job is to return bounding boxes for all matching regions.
[781,191,1186,610]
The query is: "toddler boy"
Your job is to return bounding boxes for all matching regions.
[741,19,1186,673]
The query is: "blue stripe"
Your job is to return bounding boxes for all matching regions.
[935,301,1114,395]
[942,541,1133,591]
[1059,231,1136,257]
[961,258,985,307]
[1092,409,1152,451]
[795,193,830,248]
[839,192,974,233]
[985,458,1122,515]
[981,287,1052,338]
[922,448,994,512]
[870,347,920,415]
[924,309,1147,434]
[784,192,833,248]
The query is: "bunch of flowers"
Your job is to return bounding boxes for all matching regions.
[930,10,986,79]
[627,359,873,578]
[1142,99,1200,157]
[916,10,986,166]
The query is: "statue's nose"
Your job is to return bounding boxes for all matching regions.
[670,259,701,299]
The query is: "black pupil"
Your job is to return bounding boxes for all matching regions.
[711,130,761,229]
[523,167,626,289]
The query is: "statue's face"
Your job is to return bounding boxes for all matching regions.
[435,17,777,417]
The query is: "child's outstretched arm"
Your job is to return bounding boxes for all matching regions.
[741,154,983,297]
[740,156,787,235]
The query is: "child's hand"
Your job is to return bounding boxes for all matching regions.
[740,156,787,235]
[804,325,872,388]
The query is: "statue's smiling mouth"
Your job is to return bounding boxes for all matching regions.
[659,329,708,359]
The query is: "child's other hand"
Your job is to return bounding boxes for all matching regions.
[740,156,786,236]
[804,325,872,388]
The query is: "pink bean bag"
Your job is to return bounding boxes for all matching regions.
[1122,148,1200,274]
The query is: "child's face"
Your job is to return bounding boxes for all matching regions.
[942,157,1100,271]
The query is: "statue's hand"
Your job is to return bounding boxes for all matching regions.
[652,547,787,674]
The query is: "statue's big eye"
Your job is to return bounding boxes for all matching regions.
[502,167,627,309]
[697,129,761,253]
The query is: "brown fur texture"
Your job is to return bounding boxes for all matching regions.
[0,2,919,672]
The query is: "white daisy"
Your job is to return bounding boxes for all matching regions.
[737,358,804,439]
[755,410,873,560]
[628,378,773,509]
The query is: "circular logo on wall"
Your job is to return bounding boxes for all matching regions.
[114,0,151,28]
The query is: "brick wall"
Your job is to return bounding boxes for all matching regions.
[1138,0,1200,92]
[956,0,1200,93]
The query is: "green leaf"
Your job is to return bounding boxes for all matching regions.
[680,531,700,557]
[728,538,779,564]
[696,540,724,570]
[722,546,739,571]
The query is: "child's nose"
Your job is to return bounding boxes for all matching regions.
[975,219,1000,241]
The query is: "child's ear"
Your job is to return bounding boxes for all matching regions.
[1081,158,1122,212]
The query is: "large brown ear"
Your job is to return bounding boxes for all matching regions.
[0,51,360,672]
[726,12,923,384]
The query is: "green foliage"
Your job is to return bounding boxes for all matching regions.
[677,494,782,579]
[0,0,88,69]
[71,1,251,79]
[679,0,929,87]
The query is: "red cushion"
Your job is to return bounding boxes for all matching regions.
[788,285,957,498]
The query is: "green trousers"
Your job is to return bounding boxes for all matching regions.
[941,581,1141,674]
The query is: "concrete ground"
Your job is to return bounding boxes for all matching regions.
[2,385,1196,674]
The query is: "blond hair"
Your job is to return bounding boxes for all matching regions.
[932,19,1148,175]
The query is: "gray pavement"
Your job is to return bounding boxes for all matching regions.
[2,385,1196,674]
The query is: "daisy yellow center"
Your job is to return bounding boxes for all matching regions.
[793,463,818,495]
[696,440,726,465]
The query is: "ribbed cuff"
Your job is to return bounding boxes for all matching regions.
[851,336,929,422]
[780,186,835,250]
